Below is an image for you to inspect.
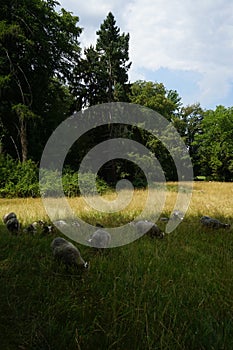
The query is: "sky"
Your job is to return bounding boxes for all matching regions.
[57,0,233,110]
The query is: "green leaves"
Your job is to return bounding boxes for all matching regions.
[194,106,233,180]
[12,104,37,121]
[129,81,180,121]
[75,12,131,107]
[0,0,82,161]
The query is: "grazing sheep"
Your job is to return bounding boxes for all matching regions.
[159,217,169,222]
[53,219,80,230]
[51,237,88,269]
[3,212,17,224]
[70,220,80,227]
[159,210,184,223]
[87,229,111,248]
[25,220,53,234]
[53,220,68,229]
[6,217,20,234]
[200,216,230,229]
[132,220,164,239]
[171,210,184,221]
[3,212,20,234]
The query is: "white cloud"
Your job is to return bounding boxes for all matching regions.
[125,0,233,106]
[58,0,128,49]
[58,0,233,108]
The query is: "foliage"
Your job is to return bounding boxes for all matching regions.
[62,171,109,197]
[0,155,109,198]
[174,103,204,174]
[0,155,39,197]
[73,12,131,108]
[129,80,181,121]
[0,0,81,161]
[128,81,187,180]
[96,12,131,102]
[194,106,233,181]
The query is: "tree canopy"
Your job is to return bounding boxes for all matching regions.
[193,106,233,181]
[72,12,131,109]
[0,0,81,161]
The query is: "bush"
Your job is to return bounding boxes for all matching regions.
[40,170,109,197]
[0,155,109,198]
[39,169,62,197]
[0,155,39,197]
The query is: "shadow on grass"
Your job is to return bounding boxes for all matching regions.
[0,215,233,349]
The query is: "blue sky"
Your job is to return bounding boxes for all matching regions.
[58,0,233,110]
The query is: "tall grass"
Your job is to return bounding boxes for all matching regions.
[0,182,233,349]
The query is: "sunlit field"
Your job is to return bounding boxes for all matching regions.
[1,181,232,225]
[0,181,233,349]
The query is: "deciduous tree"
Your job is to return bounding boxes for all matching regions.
[194,106,233,180]
[0,0,81,161]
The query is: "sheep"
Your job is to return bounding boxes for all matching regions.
[3,212,20,234]
[51,237,88,269]
[3,212,17,224]
[159,210,184,223]
[25,220,53,234]
[6,217,20,234]
[171,210,184,221]
[70,220,80,227]
[200,216,230,229]
[159,217,169,222]
[53,220,68,230]
[132,220,164,239]
[53,219,80,230]
[87,229,111,248]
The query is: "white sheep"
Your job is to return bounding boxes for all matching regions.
[171,210,184,221]
[53,219,80,230]
[132,220,164,239]
[87,229,111,248]
[51,237,88,269]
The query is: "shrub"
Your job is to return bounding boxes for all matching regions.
[0,155,117,198]
[0,156,39,197]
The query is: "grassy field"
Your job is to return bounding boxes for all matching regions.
[0,182,233,349]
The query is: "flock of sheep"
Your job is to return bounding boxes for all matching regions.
[2,211,231,271]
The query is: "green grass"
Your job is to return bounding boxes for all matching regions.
[1,182,233,349]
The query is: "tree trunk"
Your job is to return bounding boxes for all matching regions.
[20,119,28,162]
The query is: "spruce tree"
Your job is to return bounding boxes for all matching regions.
[96,12,131,103]
[75,12,131,108]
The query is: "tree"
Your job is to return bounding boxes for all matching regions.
[129,80,181,121]
[172,103,204,175]
[73,45,108,109]
[0,0,82,161]
[73,12,131,109]
[128,80,183,180]
[96,12,131,103]
[194,106,233,180]
[69,12,132,184]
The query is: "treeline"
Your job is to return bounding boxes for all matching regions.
[0,0,232,198]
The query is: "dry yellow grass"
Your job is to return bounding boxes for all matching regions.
[187,181,233,218]
[0,182,232,225]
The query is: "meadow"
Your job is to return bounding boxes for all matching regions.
[0,181,233,349]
